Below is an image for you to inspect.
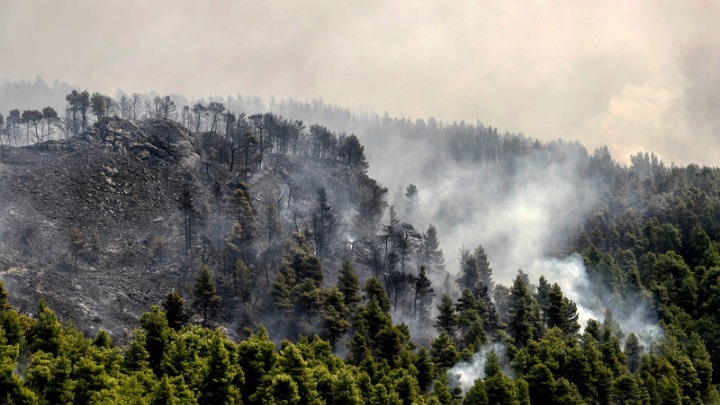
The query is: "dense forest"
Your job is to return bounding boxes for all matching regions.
[2,83,720,404]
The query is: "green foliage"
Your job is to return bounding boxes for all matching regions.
[322,288,351,347]
[363,277,391,312]
[430,332,459,370]
[199,334,243,404]
[337,260,362,309]
[508,274,543,347]
[139,306,169,374]
[28,299,63,354]
[435,294,458,337]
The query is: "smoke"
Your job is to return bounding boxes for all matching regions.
[447,342,511,394]
[4,1,720,166]
[529,255,663,348]
[363,134,595,284]
[447,256,662,392]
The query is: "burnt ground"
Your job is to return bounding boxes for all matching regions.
[0,117,375,342]
[0,118,210,340]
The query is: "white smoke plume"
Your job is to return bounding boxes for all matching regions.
[529,255,663,348]
[447,342,511,394]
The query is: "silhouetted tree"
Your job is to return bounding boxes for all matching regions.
[193,264,220,325]
[162,289,185,331]
[414,266,434,324]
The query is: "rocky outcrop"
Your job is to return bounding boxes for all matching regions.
[87,117,201,168]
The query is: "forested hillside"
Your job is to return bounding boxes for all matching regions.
[2,87,720,403]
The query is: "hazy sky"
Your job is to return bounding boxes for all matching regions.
[2,0,720,165]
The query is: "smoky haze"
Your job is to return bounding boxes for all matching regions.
[2,1,720,165]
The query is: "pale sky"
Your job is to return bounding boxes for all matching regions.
[2,0,720,165]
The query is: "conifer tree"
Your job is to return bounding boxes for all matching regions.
[422,224,446,273]
[322,288,351,347]
[464,378,489,405]
[28,299,63,354]
[193,264,220,325]
[272,267,296,311]
[139,306,169,373]
[233,259,252,303]
[473,245,493,291]
[200,334,242,404]
[457,248,480,291]
[624,333,643,373]
[546,283,580,336]
[436,294,459,336]
[151,375,180,405]
[338,260,362,309]
[431,332,459,369]
[237,327,278,403]
[331,368,363,405]
[484,372,517,404]
[161,290,185,332]
[508,274,543,347]
[415,347,435,392]
[276,343,321,405]
[0,327,38,403]
[0,281,22,346]
[414,266,435,324]
[363,277,391,313]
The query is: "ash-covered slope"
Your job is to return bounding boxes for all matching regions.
[0,118,204,337]
[0,117,381,340]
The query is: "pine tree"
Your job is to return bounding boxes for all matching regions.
[546,283,580,336]
[237,327,278,403]
[404,184,420,220]
[233,260,252,303]
[484,372,517,404]
[93,329,112,348]
[0,281,22,346]
[536,275,551,322]
[193,264,220,325]
[286,231,324,286]
[276,343,321,405]
[139,306,169,374]
[151,375,180,405]
[525,363,557,403]
[508,274,543,347]
[162,289,185,331]
[330,368,363,405]
[422,224,446,273]
[624,333,643,373]
[363,277,391,312]
[0,327,38,403]
[28,299,63,354]
[464,379,489,405]
[436,294,459,336]
[415,347,435,392]
[414,266,435,324]
[473,245,493,291]
[457,248,480,291]
[337,260,362,309]
[272,267,296,311]
[322,288,350,347]
[432,373,456,405]
[431,332,459,369]
[199,334,242,404]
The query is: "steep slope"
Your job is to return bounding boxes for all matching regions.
[0,117,382,340]
[0,118,204,336]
